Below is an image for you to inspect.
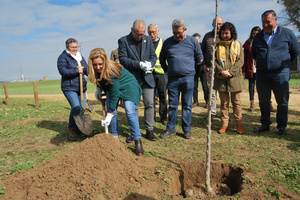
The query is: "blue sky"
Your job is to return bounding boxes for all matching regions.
[0,0,297,82]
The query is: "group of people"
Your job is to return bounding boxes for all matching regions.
[57,10,300,156]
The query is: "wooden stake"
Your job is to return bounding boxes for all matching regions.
[4,83,9,105]
[33,81,39,107]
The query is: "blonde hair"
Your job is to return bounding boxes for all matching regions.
[88,48,123,86]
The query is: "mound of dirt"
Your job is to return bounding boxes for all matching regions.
[1,134,163,199]
[1,133,297,199]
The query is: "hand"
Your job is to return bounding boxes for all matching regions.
[95,87,102,101]
[139,62,147,72]
[144,61,152,74]
[203,65,210,72]
[77,66,84,74]
[101,112,114,126]
[220,70,232,79]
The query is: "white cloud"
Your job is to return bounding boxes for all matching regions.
[0,0,296,82]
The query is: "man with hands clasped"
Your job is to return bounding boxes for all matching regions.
[118,19,157,142]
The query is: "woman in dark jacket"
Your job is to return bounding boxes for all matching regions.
[57,38,88,141]
[242,26,261,111]
[88,48,144,156]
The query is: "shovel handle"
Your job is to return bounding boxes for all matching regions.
[78,67,84,102]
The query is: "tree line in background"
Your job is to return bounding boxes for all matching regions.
[277,0,300,32]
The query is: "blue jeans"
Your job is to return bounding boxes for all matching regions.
[63,91,86,128]
[256,67,290,130]
[106,92,141,140]
[248,73,256,101]
[166,76,194,132]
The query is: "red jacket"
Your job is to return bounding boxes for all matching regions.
[242,39,254,79]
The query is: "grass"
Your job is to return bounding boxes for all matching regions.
[0,74,300,198]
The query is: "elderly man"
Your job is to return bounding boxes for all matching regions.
[159,19,203,139]
[251,10,300,136]
[118,20,157,141]
[202,16,224,118]
[148,24,167,126]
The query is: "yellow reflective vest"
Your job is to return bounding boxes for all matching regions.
[153,38,165,74]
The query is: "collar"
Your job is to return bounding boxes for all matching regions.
[264,25,278,36]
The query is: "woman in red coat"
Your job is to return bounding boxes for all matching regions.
[242,26,261,111]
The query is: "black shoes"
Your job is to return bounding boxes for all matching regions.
[183,131,191,139]
[253,126,270,133]
[146,130,157,141]
[126,136,134,143]
[278,129,287,136]
[160,130,176,139]
[161,119,167,126]
[134,139,144,156]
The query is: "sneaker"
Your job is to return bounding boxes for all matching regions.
[183,131,191,139]
[160,130,176,139]
[146,130,157,141]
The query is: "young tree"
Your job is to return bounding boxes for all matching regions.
[277,0,300,31]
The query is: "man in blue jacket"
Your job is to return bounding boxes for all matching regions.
[159,19,203,139]
[251,10,300,136]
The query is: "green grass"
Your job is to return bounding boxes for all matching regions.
[0,79,96,95]
[0,74,300,198]
[0,72,299,95]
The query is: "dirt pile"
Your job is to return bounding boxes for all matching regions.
[1,134,163,199]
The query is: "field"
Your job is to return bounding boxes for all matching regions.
[0,74,299,199]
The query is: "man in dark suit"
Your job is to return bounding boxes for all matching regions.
[118,19,157,141]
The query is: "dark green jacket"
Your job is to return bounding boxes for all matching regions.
[100,67,142,110]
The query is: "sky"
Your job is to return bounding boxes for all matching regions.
[0,0,298,82]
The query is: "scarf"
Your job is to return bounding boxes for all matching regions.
[217,40,241,68]
[66,50,83,66]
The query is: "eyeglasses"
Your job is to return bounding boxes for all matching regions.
[173,29,186,35]
[132,29,145,37]
[69,46,78,49]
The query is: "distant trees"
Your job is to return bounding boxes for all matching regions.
[277,0,300,31]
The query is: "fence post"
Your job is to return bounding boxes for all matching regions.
[4,83,9,105]
[33,81,39,107]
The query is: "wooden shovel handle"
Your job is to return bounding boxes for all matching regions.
[79,73,83,102]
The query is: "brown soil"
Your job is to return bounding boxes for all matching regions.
[1,134,296,200]
[1,89,300,199]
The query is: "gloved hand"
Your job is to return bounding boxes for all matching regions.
[144,61,152,74]
[95,87,102,101]
[101,112,114,126]
[139,62,147,72]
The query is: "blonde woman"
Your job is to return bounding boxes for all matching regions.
[88,48,144,155]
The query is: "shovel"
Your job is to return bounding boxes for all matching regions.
[85,93,94,112]
[74,72,93,135]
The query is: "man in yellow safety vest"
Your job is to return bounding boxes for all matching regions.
[148,24,167,126]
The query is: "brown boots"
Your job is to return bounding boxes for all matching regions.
[134,139,144,156]
[249,100,255,111]
[218,126,228,134]
[237,124,244,134]
[218,124,244,134]
[68,127,78,141]
[68,127,82,141]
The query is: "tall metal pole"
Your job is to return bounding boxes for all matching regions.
[205,0,218,194]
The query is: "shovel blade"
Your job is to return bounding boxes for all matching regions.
[74,113,93,135]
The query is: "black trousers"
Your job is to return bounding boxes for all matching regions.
[153,72,168,121]
[193,67,209,104]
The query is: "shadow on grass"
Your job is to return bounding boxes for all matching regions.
[190,106,300,151]
[36,120,96,146]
